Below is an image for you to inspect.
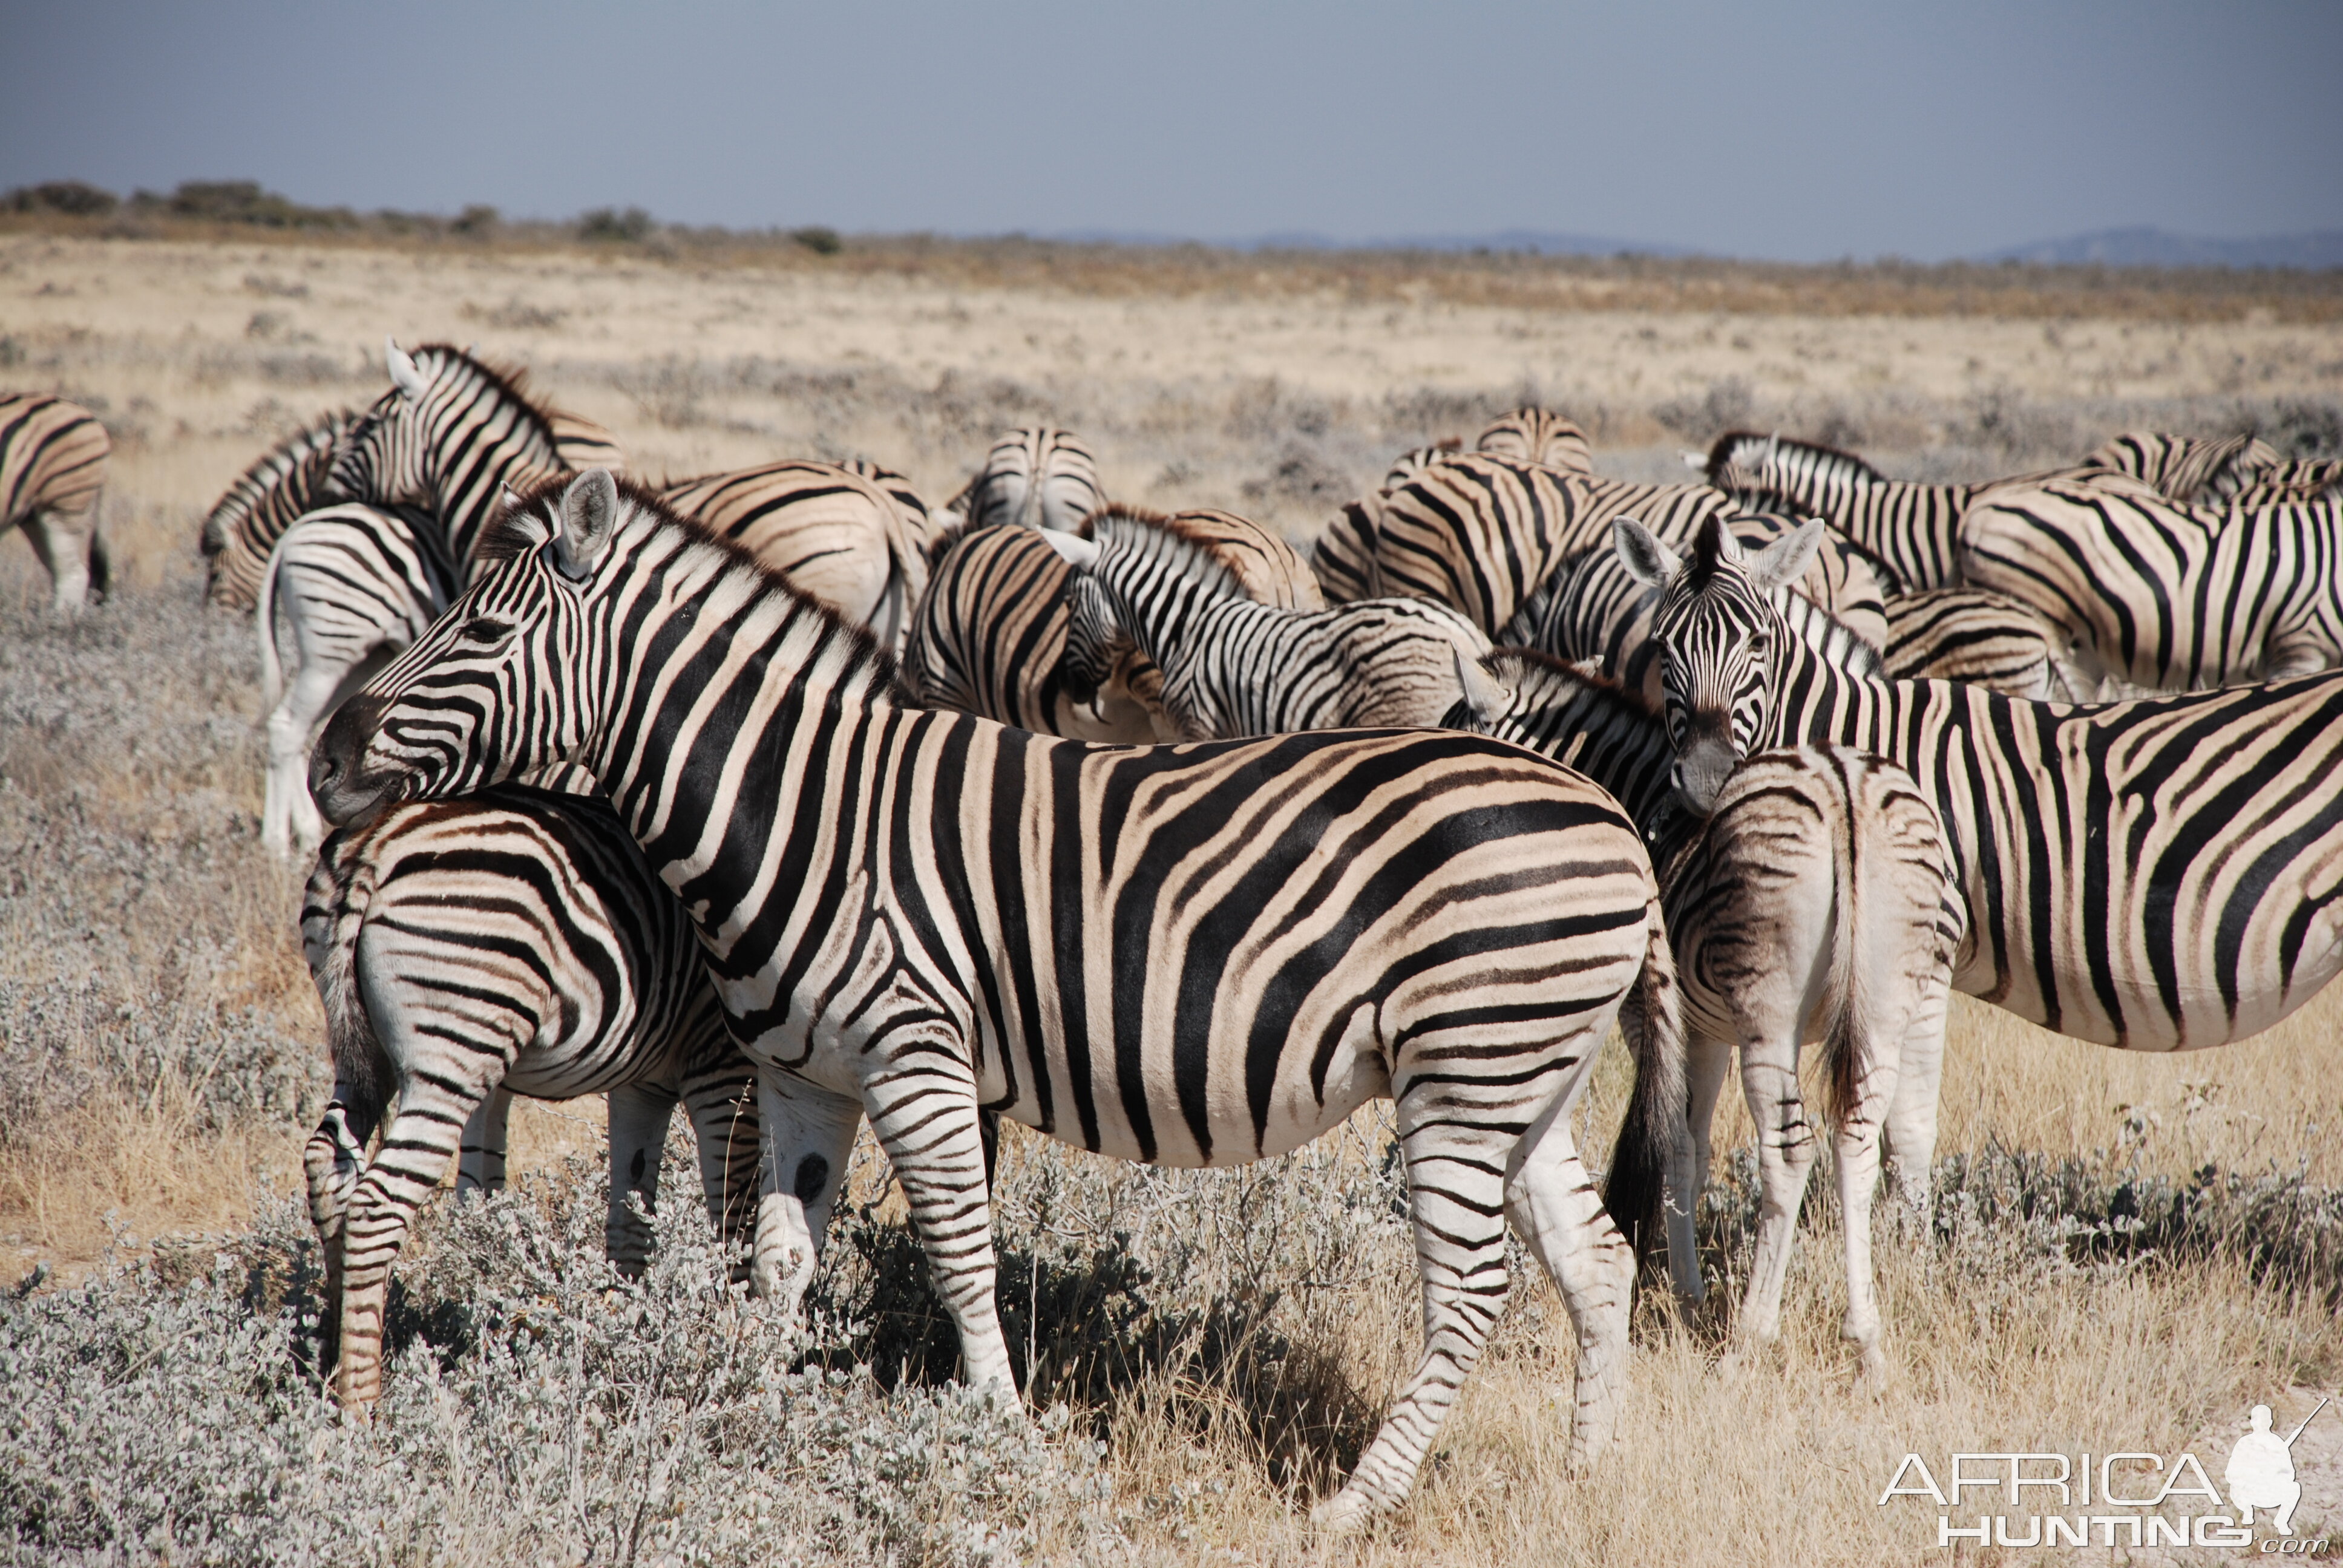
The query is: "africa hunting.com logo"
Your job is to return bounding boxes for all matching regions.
[1878,1395,2333,1552]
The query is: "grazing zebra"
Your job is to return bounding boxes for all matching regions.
[1311,451,1881,639]
[1614,512,2343,1052]
[944,425,1107,534]
[258,503,459,857]
[301,784,762,1409]
[202,410,355,611]
[1499,535,1886,712]
[1448,652,1963,1377]
[1959,475,2343,690]
[1047,510,1491,742]
[0,392,110,612]
[1475,406,1593,474]
[660,458,929,653]
[311,470,1697,1527]
[900,522,1161,742]
[2232,456,2343,508]
[1880,586,2069,699]
[2079,429,2281,505]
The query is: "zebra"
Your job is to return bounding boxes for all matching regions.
[0,392,110,612]
[1046,509,1491,742]
[2232,457,2343,509]
[837,456,942,568]
[1382,436,1462,490]
[2078,429,2282,505]
[301,783,764,1410]
[1475,406,1593,473]
[1879,586,2070,700]
[1613,511,2343,1053]
[202,409,355,612]
[1310,450,1884,641]
[900,521,1162,743]
[659,458,930,654]
[1498,523,1887,712]
[1958,475,2343,690]
[310,468,1697,1529]
[942,425,1107,534]
[1447,650,1963,1377]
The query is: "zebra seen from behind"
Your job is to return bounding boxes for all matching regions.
[1475,405,1593,473]
[302,784,764,1410]
[311,469,1698,1529]
[1047,508,1492,742]
[0,392,110,612]
[1615,512,2343,1053]
[943,425,1107,534]
[1447,650,1962,1379]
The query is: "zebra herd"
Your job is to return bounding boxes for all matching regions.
[10,337,2339,1528]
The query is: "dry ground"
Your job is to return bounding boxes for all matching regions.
[2,233,2341,1565]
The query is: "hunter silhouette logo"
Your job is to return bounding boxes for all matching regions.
[2227,1399,2327,1537]
[1878,1394,2334,1551]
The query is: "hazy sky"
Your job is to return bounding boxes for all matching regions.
[5,1,2340,262]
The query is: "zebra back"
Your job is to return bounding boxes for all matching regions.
[0,393,108,528]
[2231,457,2343,509]
[1381,437,1463,491]
[946,426,1106,533]
[661,457,928,646]
[546,408,627,474]
[2079,430,2282,505]
[1880,587,2062,698]
[1095,503,1322,609]
[203,410,355,611]
[1702,430,1974,592]
[902,521,1159,742]
[1475,406,1593,474]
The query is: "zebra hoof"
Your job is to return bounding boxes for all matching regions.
[1309,1485,1380,1535]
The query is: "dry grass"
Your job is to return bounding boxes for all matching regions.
[2,233,2340,1564]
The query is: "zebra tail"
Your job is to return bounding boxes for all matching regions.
[309,847,392,1122]
[1817,791,1864,1133]
[1602,894,1691,1275]
[86,502,111,602]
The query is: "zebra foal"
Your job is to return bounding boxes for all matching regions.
[1449,652,1963,1378]
[312,469,1696,1528]
[301,784,763,1409]
[0,392,110,612]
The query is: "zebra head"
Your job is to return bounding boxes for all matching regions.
[310,469,621,826]
[1616,512,1825,814]
[329,339,562,518]
[1036,529,1124,705]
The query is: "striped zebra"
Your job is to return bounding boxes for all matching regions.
[1047,511,1490,741]
[1311,451,1883,639]
[943,425,1107,533]
[1,392,110,612]
[1614,512,2343,1051]
[900,522,1162,742]
[301,784,762,1409]
[310,469,1697,1527]
[1879,586,2069,700]
[659,458,929,653]
[1498,521,1887,711]
[1382,437,1463,490]
[1958,475,2343,690]
[2233,457,2343,509]
[1475,406,1593,473]
[1448,652,1962,1376]
[2079,430,2281,505]
[202,410,354,611]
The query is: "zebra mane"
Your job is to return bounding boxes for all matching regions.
[1703,430,1884,488]
[398,343,562,450]
[1486,645,1661,721]
[200,407,352,557]
[485,472,902,694]
[1086,505,1245,599]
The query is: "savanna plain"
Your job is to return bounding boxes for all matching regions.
[4,229,2343,1566]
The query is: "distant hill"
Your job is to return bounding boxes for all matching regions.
[1976,226,2343,270]
[1047,226,1703,258]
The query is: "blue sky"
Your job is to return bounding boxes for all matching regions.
[5,1,2339,262]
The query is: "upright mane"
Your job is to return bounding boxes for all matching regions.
[1487,644,1662,722]
[407,344,562,449]
[1087,505,1246,600]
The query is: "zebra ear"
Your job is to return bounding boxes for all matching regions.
[385,337,428,399]
[1452,650,1512,722]
[1613,517,1681,588]
[553,469,620,581]
[1746,516,1827,593]
[1038,529,1101,570]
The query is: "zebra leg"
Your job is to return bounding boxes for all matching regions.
[1832,1049,1900,1383]
[21,506,99,613]
[1682,1027,1735,1213]
[857,1068,1018,1401]
[453,1085,513,1198]
[1882,970,1951,1220]
[264,660,355,859]
[678,1065,761,1276]
[606,1081,680,1278]
[1506,1092,1637,1476]
[1730,1027,1822,1361]
[749,1071,863,1319]
[1313,1094,1519,1530]
[331,1077,492,1410]
[302,1080,384,1367]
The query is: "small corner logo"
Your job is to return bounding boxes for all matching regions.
[1877,1394,2333,1552]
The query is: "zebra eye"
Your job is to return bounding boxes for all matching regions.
[460,618,515,648]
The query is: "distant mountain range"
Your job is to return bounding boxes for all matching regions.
[1040,223,2342,270]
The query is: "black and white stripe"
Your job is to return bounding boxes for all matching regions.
[312,469,1694,1529]
[943,425,1107,534]
[1617,512,2343,1053]
[1879,586,2070,699]
[202,409,354,612]
[1475,406,1593,473]
[301,783,760,1408]
[0,391,110,612]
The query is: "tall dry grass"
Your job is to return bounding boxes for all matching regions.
[1,234,2339,1563]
